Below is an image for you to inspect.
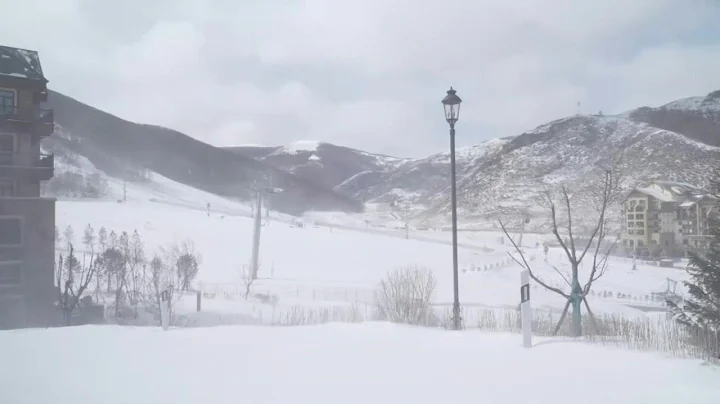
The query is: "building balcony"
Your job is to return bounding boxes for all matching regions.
[0,106,54,137]
[0,152,54,182]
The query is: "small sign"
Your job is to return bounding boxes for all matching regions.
[521,284,530,303]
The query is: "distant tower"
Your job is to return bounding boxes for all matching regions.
[576,101,581,116]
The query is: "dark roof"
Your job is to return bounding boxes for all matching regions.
[0,45,46,82]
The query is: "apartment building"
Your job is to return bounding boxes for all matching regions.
[620,181,718,258]
[0,45,56,329]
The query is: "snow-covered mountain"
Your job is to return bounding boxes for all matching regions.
[41,91,363,215]
[335,138,511,211]
[625,90,720,147]
[43,88,720,227]
[331,95,720,227]
[225,141,407,190]
[417,115,718,226]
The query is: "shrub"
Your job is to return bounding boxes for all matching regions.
[374,266,438,326]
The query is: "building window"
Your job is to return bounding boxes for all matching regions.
[0,217,22,246]
[0,133,15,152]
[0,262,21,286]
[0,89,15,116]
[0,179,14,196]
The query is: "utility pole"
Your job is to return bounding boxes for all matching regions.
[123,179,127,203]
[248,187,283,280]
[249,192,263,280]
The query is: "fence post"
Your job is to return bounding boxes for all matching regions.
[160,289,171,331]
[196,291,202,312]
[520,270,532,348]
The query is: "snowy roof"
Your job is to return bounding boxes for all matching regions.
[0,45,46,82]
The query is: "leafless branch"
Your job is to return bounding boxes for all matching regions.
[550,263,572,287]
[545,190,575,265]
[499,219,569,299]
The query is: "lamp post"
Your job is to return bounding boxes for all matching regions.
[441,87,463,330]
[249,187,283,280]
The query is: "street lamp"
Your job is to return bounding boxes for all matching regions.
[441,87,462,330]
[249,187,283,280]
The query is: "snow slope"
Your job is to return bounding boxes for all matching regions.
[1,323,719,404]
[57,198,687,316]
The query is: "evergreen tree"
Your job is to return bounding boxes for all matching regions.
[671,216,720,329]
[669,167,720,357]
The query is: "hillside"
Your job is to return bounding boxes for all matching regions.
[41,91,362,215]
[335,138,511,211]
[225,141,406,190]
[626,90,720,147]
[338,115,719,228]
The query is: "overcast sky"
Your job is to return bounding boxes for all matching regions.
[2,0,720,157]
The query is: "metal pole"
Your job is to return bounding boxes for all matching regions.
[250,192,263,280]
[520,270,532,348]
[450,124,461,330]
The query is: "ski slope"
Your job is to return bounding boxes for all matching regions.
[2,323,718,404]
[57,193,688,317]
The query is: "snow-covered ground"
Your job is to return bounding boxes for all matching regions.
[9,166,719,403]
[56,193,687,318]
[2,323,719,404]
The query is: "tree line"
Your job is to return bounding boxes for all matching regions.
[55,224,200,326]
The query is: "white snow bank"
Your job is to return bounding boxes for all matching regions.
[1,323,718,404]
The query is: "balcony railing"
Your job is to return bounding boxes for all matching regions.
[0,152,53,167]
[0,152,54,181]
[0,106,54,136]
[0,106,53,123]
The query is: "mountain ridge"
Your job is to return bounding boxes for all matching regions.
[41,91,363,215]
[236,91,719,227]
[42,88,720,227]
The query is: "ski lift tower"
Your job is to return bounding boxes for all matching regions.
[249,187,284,280]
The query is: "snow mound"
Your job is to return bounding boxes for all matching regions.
[1,323,718,404]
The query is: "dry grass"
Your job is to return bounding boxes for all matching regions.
[181,303,717,361]
[461,306,718,360]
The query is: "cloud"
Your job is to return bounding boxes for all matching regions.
[2,0,720,157]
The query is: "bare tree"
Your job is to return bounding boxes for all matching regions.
[103,229,119,292]
[146,255,177,325]
[97,227,108,253]
[161,240,201,291]
[123,230,147,317]
[240,265,256,299]
[82,224,103,301]
[63,225,75,251]
[499,169,621,336]
[58,245,100,325]
[375,266,437,326]
[82,224,96,253]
